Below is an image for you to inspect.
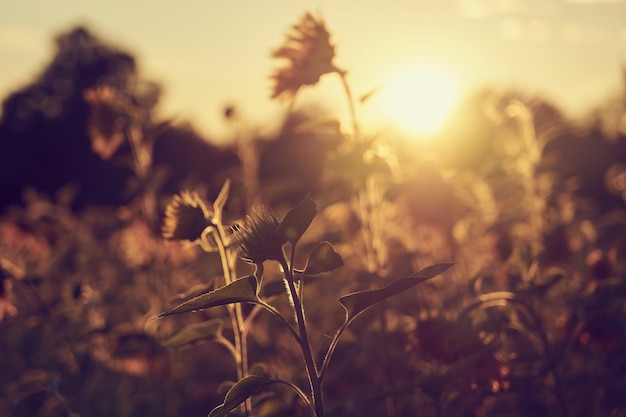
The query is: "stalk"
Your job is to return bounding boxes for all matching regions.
[212,226,251,416]
[280,256,325,417]
[336,67,396,417]
[335,68,359,139]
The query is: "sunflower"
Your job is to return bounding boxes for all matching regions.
[270,12,337,101]
[232,210,287,265]
[162,191,215,243]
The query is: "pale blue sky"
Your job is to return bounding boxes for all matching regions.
[1,0,625,140]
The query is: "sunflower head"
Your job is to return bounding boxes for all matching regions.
[233,210,287,265]
[162,191,214,243]
[270,12,337,100]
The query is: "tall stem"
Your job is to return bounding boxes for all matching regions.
[281,257,324,417]
[336,69,359,139]
[213,227,250,416]
[337,67,396,417]
[337,68,377,273]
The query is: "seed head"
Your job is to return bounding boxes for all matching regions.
[233,210,287,264]
[162,191,214,243]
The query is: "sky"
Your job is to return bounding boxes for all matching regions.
[1,0,626,141]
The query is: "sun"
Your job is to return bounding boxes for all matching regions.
[374,62,459,137]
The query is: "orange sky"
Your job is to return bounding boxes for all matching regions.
[1,0,625,141]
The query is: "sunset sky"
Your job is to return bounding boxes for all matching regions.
[1,0,626,141]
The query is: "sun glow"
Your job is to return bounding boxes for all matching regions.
[375,63,459,138]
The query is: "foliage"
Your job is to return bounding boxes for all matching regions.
[1,10,626,417]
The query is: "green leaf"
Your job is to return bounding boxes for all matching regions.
[276,195,317,245]
[339,263,454,322]
[156,275,259,318]
[303,241,344,274]
[162,320,222,349]
[208,376,283,417]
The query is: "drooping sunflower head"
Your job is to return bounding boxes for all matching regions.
[162,191,214,243]
[233,210,287,265]
[270,12,337,100]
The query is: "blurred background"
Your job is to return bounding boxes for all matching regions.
[1,2,626,417]
[2,0,626,140]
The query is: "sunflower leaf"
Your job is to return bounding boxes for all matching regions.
[208,376,284,417]
[156,275,259,318]
[303,241,344,274]
[276,195,317,245]
[339,263,454,323]
[162,320,223,349]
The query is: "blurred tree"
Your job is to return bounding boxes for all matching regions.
[0,27,142,209]
[0,26,247,217]
[151,122,242,215]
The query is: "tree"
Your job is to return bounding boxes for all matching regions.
[0,27,155,209]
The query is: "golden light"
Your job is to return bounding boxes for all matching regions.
[374,62,459,138]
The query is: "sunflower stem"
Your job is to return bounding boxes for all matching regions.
[280,255,324,417]
[213,226,251,417]
[336,68,360,140]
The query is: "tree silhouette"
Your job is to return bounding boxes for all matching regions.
[0,27,146,209]
[0,26,256,218]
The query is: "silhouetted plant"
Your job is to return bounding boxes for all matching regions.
[157,191,452,417]
[2,9,626,417]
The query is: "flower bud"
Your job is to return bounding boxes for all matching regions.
[233,210,287,264]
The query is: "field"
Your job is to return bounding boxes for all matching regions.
[1,12,625,417]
